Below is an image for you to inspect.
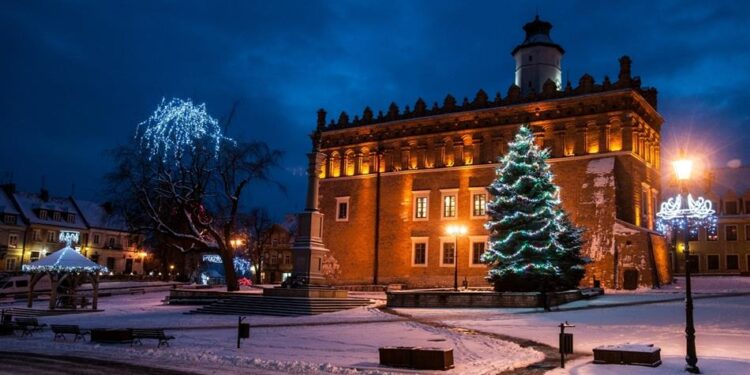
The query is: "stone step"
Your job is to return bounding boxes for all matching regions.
[189,296,371,316]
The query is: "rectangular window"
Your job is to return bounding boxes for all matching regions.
[5,257,16,270]
[108,238,116,247]
[441,241,455,266]
[707,255,720,270]
[727,255,739,270]
[746,201,750,215]
[3,214,16,225]
[47,231,57,243]
[93,234,100,245]
[285,255,291,265]
[442,195,456,218]
[725,201,738,215]
[8,234,18,248]
[32,230,41,242]
[707,229,718,241]
[687,229,699,242]
[335,196,350,222]
[53,212,61,221]
[106,257,116,271]
[67,214,75,223]
[30,251,41,262]
[472,193,487,218]
[726,225,738,241]
[39,210,47,220]
[471,241,485,266]
[413,191,430,220]
[411,238,428,266]
[746,225,750,241]
[82,233,89,245]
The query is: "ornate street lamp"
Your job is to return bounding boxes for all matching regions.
[446,225,467,291]
[656,151,717,374]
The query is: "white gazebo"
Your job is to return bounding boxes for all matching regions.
[22,233,108,310]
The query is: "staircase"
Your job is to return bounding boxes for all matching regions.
[2,307,100,318]
[188,295,372,316]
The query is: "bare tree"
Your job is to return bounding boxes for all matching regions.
[107,98,281,291]
[239,207,275,284]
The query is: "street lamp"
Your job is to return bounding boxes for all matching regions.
[656,150,717,374]
[446,224,467,291]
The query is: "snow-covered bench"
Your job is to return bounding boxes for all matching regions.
[51,324,90,342]
[131,328,175,348]
[593,343,661,367]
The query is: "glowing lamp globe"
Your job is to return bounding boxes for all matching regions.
[672,157,693,181]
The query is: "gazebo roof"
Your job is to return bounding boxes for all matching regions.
[22,245,108,273]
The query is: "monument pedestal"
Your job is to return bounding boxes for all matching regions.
[292,209,329,286]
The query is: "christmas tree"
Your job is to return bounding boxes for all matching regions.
[481,125,587,292]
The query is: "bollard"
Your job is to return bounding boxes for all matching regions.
[237,316,249,348]
[559,321,575,368]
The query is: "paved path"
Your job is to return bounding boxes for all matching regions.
[0,351,197,375]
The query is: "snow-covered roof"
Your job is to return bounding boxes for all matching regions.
[22,245,108,273]
[0,188,20,216]
[73,199,128,231]
[12,191,87,229]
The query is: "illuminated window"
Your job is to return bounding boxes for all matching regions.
[335,197,350,222]
[471,192,487,218]
[707,230,718,241]
[726,225,738,241]
[411,237,428,267]
[8,234,18,248]
[413,191,429,221]
[441,189,458,219]
[30,251,41,262]
[440,240,455,266]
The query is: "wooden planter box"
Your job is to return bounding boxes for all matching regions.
[379,347,454,370]
[90,328,133,344]
[593,344,661,367]
[379,347,414,368]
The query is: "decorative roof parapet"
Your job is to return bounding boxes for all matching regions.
[319,56,657,131]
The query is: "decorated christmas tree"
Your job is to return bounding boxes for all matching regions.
[481,125,587,292]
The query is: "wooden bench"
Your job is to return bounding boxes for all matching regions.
[15,317,47,336]
[51,324,90,342]
[131,328,175,348]
[593,344,662,367]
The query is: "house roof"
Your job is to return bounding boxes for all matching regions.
[73,199,128,232]
[12,191,87,229]
[0,188,20,216]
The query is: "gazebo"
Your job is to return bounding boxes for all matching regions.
[22,233,108,310]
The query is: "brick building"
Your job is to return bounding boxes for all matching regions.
[310,16,671,289]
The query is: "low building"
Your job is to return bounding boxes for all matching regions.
[672,167,750,274]
[261,223,294,283]
[0,184,143,275]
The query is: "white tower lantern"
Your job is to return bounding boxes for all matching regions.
[512,15,565,97]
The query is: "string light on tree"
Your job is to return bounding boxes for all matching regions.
[136,97,233,162]
[481,125,587,292]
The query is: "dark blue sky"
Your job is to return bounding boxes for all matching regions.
[2,1,749,217]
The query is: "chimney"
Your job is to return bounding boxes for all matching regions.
[40,188,50,202]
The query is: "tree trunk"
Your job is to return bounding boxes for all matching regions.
[221,246,239,291]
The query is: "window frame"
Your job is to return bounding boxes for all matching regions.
[46,231,57,243]
[39,210,47,220]
[53,212,61,221]
[706,229,718,241]
[745,224,750,241]
[440,189,458,220]
[411,237,428,267]
[726,254,739,270]
[469,188,487,219]
[439,237,456,267]
[469,235,487,267]
[7,233,18,248]
[412,191,430,221]
[726,225,738,241]
[5,257,16,271]
[706,254,720,271]
[335,196,350,222]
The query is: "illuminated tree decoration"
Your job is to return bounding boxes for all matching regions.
[136,97,232,162]
[482,125,587,292]
[656,194,718,237]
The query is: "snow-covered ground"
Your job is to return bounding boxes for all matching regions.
[3,276,750,374]
[0,291,540,374]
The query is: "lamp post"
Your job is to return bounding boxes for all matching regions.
[656,151,716,374]
[446,225,467,291]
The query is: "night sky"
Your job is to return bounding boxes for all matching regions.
[2,1,749,218]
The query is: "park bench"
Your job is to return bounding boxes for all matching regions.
[131,328,175,348]
[15,317,47,336]
[51,324,90,342]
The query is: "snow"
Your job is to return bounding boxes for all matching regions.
[547,356,749,375]
[593,343,659,353]
[1,289,540,374]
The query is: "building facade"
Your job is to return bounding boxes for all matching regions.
[0,184,144,275]
[311,17,671,289]
[673,167,750,274]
